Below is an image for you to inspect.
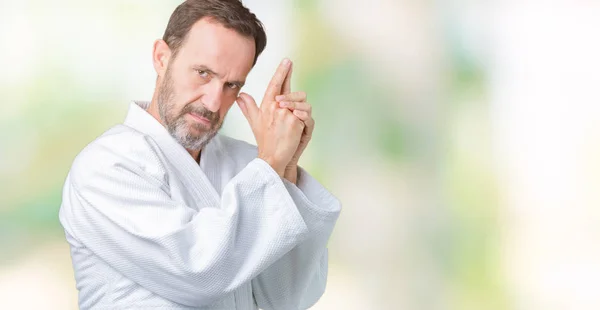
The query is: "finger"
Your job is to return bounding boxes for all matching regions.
[276,91,306,103]
[282,63,293,95]
[302,115,315,136]
[264,58,292,101]
[293,110,310,121]
[293,110,315,136]
[279,101,312,114]
[237,92,259,122]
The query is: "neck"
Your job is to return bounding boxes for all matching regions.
[188,149,201,163]
[147,95,163,126]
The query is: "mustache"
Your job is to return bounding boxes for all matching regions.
[181,104,220,124]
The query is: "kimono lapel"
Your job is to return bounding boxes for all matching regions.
[199,138,224,195]
[201,135,248,196]
[123,101,221,208]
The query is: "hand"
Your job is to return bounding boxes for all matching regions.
[236,59,305,177]
[276,92,314,166]
[275,65,315,184]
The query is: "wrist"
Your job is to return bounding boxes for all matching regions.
[283,164,298,184]
[259,155,285,177]
[286,159,298,169]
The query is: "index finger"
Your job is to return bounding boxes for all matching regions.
[282,62,293,95]
[264,58,292,101]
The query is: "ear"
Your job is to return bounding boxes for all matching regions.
[152,39,172,77]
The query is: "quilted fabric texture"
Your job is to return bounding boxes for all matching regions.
[59,102,341,309]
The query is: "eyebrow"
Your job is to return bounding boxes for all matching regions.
[193,65,245,88]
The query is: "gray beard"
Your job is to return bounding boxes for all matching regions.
[156,67,222,151]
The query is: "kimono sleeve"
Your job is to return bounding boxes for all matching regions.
[252,166,341,310]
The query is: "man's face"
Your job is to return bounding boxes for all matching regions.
[156,18,255,150]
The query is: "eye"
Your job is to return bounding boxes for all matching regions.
[196,70,209,78]
[226,82,239,90]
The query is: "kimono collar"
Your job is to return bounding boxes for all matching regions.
[123,101,172,139]
[122,100,223,204]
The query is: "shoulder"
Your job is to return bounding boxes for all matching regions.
[69,125,168,187]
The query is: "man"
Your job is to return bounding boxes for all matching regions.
[58,0,341,309]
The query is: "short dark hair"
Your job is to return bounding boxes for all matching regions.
[163,0,267,66]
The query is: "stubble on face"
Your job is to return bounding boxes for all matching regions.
[156,64,222,151]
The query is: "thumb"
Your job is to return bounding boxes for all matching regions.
[236,92,259,123]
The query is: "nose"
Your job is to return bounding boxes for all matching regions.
[201,81,224,113]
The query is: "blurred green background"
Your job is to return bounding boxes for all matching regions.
[2,1,600,309]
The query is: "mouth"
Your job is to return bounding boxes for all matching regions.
[187,112,212,127]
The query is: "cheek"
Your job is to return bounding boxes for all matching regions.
[172,80,200,113]
[170,68,198,98]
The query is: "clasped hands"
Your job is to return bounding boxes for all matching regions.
[236,58,313,184]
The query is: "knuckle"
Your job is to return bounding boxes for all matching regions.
[291,118,302,128]
[276,110,288,120]
[290,115,301,125]
[262,102,274,112]
[268,103,277,113]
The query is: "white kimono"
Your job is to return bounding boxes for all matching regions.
[59,101,341,310]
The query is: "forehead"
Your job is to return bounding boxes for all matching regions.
[176,18,255,77]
